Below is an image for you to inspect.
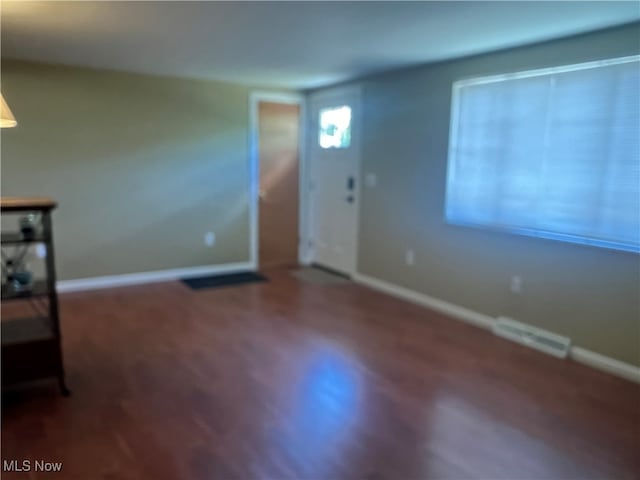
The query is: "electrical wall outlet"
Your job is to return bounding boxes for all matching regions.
[510,275,523,294]
[405,249,415,266]
[204,232,216,247]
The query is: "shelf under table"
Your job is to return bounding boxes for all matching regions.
[1,232,47,244]
[1,316,54,346]
[1,280,49,301]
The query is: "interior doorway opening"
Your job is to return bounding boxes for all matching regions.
[250,93,304,270]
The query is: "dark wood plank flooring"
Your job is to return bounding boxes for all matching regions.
[2,269,639,479]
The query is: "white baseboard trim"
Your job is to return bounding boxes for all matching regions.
[570,346,640,384]
[353,272,640,384]
[353,273,495,330]
[57,261,255,293]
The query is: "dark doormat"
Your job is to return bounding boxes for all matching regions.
[181,272,267,290]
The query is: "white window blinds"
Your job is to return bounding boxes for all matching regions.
[445,56,640,252]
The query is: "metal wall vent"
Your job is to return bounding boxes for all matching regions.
[493,317,571,359]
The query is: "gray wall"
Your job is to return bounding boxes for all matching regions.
[1,60,253,280]
[345,24,639,365]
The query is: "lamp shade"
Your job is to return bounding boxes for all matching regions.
[1,94,17,128]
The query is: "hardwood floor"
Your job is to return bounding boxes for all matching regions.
[2,268,639,479]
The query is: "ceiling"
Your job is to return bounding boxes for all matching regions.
[1,1,638,89]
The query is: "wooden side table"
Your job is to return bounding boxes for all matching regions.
[1,196,69,395]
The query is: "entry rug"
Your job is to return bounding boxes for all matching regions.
[181,272,267,290]
[291,267,350,285]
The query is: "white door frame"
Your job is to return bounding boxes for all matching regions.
[305,84,362,276]
[248,91,306,269]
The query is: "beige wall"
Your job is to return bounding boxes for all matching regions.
[1,60,253,280]
[2,25,638,366]
[341,24,639,365]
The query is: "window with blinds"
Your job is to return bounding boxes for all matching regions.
[445,56,640,253]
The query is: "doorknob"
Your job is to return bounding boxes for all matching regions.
[259,189,267,200]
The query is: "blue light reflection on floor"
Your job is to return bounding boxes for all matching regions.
[277,348,363,475]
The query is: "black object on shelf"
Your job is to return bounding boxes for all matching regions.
[1,197,69,396]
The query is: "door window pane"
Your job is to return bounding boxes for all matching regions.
[319,106,351,149]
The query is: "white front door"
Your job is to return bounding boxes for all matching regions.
[308,87,361,276]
